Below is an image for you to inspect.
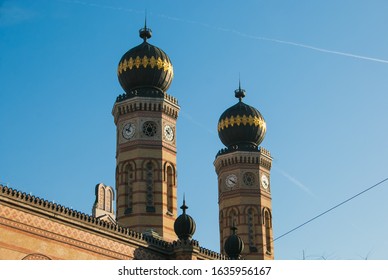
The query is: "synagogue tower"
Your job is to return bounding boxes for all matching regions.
[112,24,179,241]
[214,84,274,259]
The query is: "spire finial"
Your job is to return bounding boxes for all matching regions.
[144,9,147,28]
[180,194,188,214]
[139,10,152,41]
[234,75,246,102]
[174,194,196,241]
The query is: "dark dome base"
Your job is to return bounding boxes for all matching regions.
[116,87,165,102]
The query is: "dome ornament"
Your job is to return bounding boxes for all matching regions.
[181,194,188,214]
[234,78,246,102]
[173,195,196,241]
[224,222,244,260]
[139,14,152,41]
[117,21,173,94]
[217,82,266,150]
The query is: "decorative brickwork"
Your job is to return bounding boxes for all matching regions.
[0,185,225,260]
[22,254,51,260]
[0,205,135,259]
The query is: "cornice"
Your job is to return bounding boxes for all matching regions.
[0,185,225,260]
[171,239,227,260]
[214,147,272,172]
[112,93,180,123]
[0,185,169,251]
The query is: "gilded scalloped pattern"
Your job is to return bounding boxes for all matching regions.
[117,55,173,76]
[218,114,266,132]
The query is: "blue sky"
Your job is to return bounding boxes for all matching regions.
[1,0,388,259]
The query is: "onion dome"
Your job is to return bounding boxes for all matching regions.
[174,198,196,241]
[224,225,244,260]
[117,24,173,96]
[217,83,266,151]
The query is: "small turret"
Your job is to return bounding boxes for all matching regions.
[224,224,244,260]
[174,198,196,241]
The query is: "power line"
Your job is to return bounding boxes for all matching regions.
[273,176,388,243]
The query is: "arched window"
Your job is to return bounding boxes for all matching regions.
[247,208,257,252]
[93,183,114,216]
[98,185,105,209]
[264,209,272,254]
[106,189,113,212]
[228,208,238,234]
[146,162,155,212]
[220,210,224,244]
[125,164,134,214]
[166,165,173,214]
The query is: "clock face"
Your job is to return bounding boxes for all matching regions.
[164,125,174,141]
[261,174,269,189]
[122,122,136,139]
[225,174,237,188]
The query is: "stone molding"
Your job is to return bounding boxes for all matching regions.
[0,185,225,260]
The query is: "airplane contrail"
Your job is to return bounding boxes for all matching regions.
[61,1,325,197]
[180,110,217,136]
[231,31,388,64]
[60,1,388,64]
[273,165,317,198]
[156,14,388,65]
